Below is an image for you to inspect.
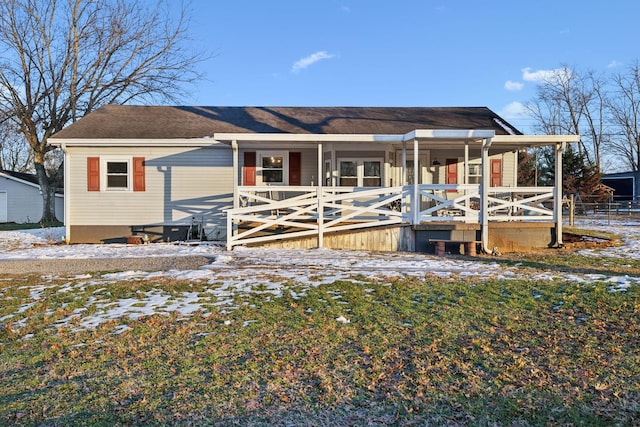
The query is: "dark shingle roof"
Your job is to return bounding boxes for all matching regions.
[0,169,39,185]
[51,105,521,140]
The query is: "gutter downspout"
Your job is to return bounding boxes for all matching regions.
[61,143,71,243]
[554,141,567,247]
[481,137,493,253]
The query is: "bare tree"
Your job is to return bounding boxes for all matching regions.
[0,0,204,222]
[0,120,33,171]
[608,62,640,171]
[525,65,608,170]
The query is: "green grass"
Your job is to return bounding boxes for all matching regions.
[0,266,638,426]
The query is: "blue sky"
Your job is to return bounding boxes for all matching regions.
[181,1,640,133]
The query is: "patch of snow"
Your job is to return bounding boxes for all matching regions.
[1,220,639,336]
[335,315,350,324]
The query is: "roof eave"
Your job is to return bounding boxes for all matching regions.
[49,138,224,147]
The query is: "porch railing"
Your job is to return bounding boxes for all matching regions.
[226,186,404,249]
[226,185,556,249]
[415,184,480,222]
[487,186,555,221]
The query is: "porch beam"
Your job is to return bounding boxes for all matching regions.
[404,129,495,141]
[554,141,567,247]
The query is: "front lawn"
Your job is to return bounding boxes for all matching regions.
[1,271,638,426]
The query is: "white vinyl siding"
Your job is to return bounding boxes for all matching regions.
[0,175,63,223]
[66,145,233,227]
[0,191,6,222]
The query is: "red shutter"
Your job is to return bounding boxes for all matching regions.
[243,152,256,186]
[491,159,502,187]
[289,152,301,185]
[133,157,146,191]
[446,159,457,192]
[87,157,100,191]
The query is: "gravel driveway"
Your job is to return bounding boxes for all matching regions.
[0,256,213,275]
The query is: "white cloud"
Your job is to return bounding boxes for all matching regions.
[522,66,572,83]
[291,51,336,73]
[504,80,524,91]
[607,60,622,69]
[522,67,556,82]
[498,101,528,120]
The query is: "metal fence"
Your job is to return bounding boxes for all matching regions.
[566,195,640,223]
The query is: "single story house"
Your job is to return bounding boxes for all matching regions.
[49,105,579,253]
[0,170,64,223]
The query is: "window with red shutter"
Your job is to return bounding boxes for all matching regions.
[446,159,458,192]
[490,159,502,187]
[87,157,100,191]
[289,152,301,185]
[133,157,145,191]
[243,152,256,185]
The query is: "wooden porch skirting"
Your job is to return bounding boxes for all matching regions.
[249,222,556,253]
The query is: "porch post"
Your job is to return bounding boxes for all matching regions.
[464,141,469,184]
[464,141,470,211]
[413,138,419,225]
[330,144,336,186]
[554,141,567,247]
[232,140,239,209]
[401,140,407,185]
[481,137,493,253]
[317,142,324,248]
[227,140,239,251]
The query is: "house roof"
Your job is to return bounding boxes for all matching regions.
[50,105,522,140]
[0,170,64,195]
[0,169,40,186]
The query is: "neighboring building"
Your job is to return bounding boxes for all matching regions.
[0,170,64,223]
[50,105,579,252]
[601,170,640,201]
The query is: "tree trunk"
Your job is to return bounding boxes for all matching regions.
[34,162,58,224]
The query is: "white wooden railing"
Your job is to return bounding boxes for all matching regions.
[226,185,556,249]
[487,186,555,220]
[226,186,405,249]
[415,184,480,223]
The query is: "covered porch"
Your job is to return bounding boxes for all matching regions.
[215,130,580,253]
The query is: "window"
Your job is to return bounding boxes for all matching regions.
[88,156,145,192]
[106,161,129,189]
[363,161,381,186]
[468,163,481,184]
[262,155,284,183]
[324,160,332,186]
[339,161,357,186]
[257,151,288,185]
[339,158,383,187]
